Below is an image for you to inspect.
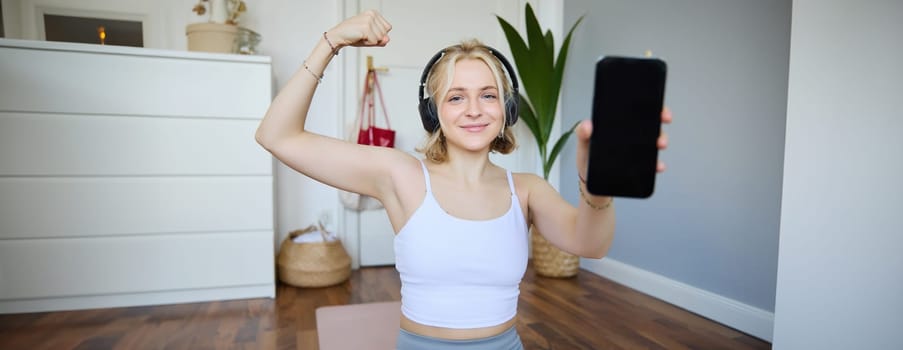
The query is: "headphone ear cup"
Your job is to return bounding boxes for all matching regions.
[505,94,519,127]
[418,98,439,132]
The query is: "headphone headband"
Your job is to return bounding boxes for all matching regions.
[417,45,520,132]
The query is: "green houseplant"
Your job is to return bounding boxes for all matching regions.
[497,3,583,277]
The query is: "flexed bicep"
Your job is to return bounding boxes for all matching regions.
[265,133,415,201]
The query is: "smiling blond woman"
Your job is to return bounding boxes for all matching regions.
[255,10,671,350]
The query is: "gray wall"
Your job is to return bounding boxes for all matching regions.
[561,0,790,311]
[773,0,903,348]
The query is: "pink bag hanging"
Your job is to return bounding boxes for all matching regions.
[356,70,395,148]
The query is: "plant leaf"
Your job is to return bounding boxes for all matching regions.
[545,121,579,179]
[497,14,541,119]
[523,2,552,129]
[549,15,584,123]
[521,4,556,150]
[524,3,550,71]
[544,30,555,72]
[517,95,543,148]
[496,15,531,79]
[497,5,584,180]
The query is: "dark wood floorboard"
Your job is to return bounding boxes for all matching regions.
[0,264,770,349]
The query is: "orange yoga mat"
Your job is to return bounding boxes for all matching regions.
[316,301,401,350]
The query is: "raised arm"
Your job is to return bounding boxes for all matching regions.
[255,10,407,200]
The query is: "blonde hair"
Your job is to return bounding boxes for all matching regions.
[417,39,517,163]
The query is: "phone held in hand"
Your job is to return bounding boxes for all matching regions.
[586,56,667,198]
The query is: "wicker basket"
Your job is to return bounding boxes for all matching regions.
[531,226,579,278]
[277,225,351,288]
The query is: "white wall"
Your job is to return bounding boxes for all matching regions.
[563,0,789,341]
[773,0,903,348]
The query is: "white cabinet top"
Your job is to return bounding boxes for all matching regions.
[0,38,271,63]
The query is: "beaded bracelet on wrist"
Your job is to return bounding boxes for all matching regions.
[323,32,339,56]
[302,61,322,84]
[578,175,613,210]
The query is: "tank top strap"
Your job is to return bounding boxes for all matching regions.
[419,160,432,193]
[505,170,516,196]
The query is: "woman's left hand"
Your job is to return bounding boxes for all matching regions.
[575,107,673,177]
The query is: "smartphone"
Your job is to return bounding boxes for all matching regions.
[586,56,667,198]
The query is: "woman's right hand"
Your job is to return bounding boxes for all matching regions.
[327,10,392,49]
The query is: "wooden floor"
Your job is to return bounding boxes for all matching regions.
[0,265,771,349]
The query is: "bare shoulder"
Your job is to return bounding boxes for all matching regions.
[511,172,563,202]
[510,172,558,223]
[512,172,546,189]
[383,152,429,207]
[388,152,426,180]
[511,172,552,199]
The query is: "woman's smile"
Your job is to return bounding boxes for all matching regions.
[460,123,489,133]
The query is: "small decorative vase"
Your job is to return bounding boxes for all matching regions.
[208,0,229,23]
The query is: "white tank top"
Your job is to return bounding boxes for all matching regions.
[394,161,529,329]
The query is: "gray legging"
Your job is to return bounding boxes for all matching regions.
[396,326,524,350]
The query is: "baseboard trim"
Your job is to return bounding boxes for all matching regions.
[0,284,275,314]
[581,258,774,342]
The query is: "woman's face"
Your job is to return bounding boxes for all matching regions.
[437,58,504,153]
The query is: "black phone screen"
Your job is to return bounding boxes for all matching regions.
[586,56,667,198]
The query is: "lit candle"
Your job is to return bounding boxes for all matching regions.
[97,26,106,45]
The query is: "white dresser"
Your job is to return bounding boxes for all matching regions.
[0,39,275,313]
